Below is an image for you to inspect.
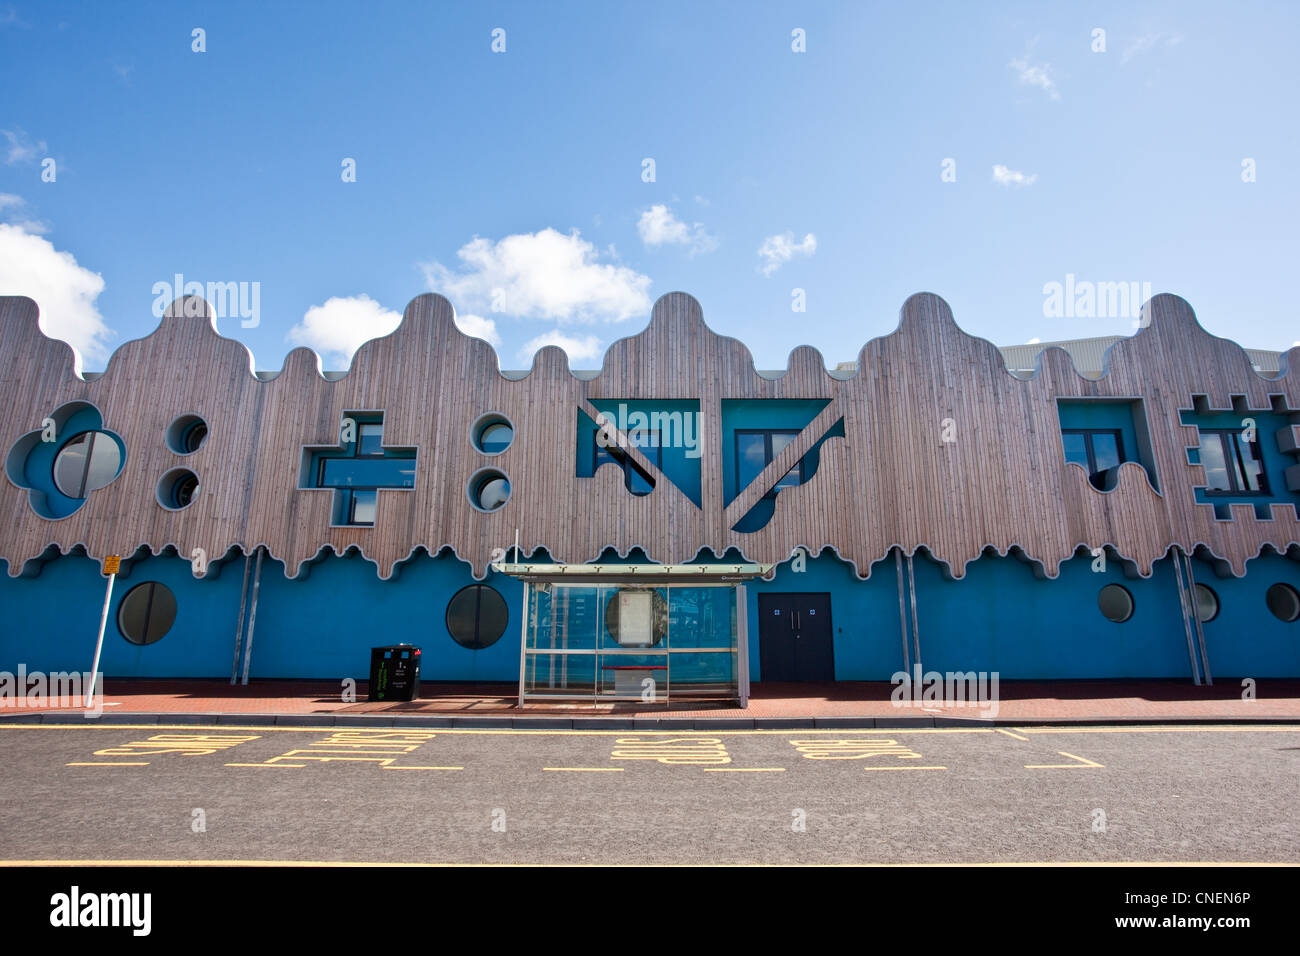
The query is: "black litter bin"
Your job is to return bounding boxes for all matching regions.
[369,644,421,701]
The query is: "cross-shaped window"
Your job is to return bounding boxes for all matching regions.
[299,412,417,526]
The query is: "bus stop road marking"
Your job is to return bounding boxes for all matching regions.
[1025,751,1104,769]
[862,765,948,771]
[381,765,463,771]
[543,767,624,772]
[225,762,305,768]
[703,767,786,772]
[65,761,150,766]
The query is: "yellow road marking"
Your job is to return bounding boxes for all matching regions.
[381,766,462,771]
[703,767,786,772]
[543,767,624,772]
[995,729,1029,741]
[225,762,304,768]
[1025,751,1104,769]
[863,765,947,771]
[65,761,149,766]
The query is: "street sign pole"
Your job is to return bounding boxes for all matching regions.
[86,555,119,708]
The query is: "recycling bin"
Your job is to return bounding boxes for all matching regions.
[369,644,421,701]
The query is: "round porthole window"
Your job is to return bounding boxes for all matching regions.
[1193,583,1220,623]
[605,588,668,647]
[446,584,509,649]
[467,468,510,512]
[166,414,209,455]
[1265,583,1300,623]
[1098,584,1134,623]
[118,581,177,645]
[52,431,123,498]
[157,468,200,510]
[471,413,514,456]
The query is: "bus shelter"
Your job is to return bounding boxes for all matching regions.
[490,563,772,708]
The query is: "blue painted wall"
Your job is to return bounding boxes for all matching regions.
[1181,408,1300,518]
[1056,398,1156,489]
[1,546,1295,682]
[578,402,702,506]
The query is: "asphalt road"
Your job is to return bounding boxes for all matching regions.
[0,723,1296,864]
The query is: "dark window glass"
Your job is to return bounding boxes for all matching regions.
[169,471,199,509]
[1061,432,1089,468]
[53,431,122,499]
[182,421,207,453]
[478,422,513,455]
[473,474,510,511]
[736,430,803,498]
[1098,584,1134,623]
[319,457,416,488]
[357,423,384,456]
[118,582,177,645]
[446,584,509,649]
[1061,429,1126,490]
[1193,583,1219,623]
[1265,583,1300,623]
[349,489,377,525]
[1201,431,1269,495]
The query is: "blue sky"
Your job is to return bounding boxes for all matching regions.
[1,0,1297,373]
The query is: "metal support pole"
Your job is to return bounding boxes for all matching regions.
[230,552,252,685]
[516,581,530,708]
[894,548,911,673]
[85,572,115,708]
[736,584,750,709]
[906,552,921,673]
[1181,548,1212,685]
[1171,547,1202,685]
[240,546,264,686]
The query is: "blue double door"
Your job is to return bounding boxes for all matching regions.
[757,592,834,682]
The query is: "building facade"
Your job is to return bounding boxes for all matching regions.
[1,290,1297,691]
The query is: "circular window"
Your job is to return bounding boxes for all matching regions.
[117,582,177,645]
[471,413,514,455]
[52,431,123,498]
[157,468,200,510]
[1098,584,1134,623]
[1193,583,1220,623]
[467,468,511,512]
[605,588,668,647]
[166,415,209,455]
[1265,583,1300,623]
[446,584,509,649]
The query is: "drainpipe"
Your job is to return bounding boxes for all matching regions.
[230,551,252,685]
[1180,547,1212,685]
[894,548,911,673]
[1170,547,1202,685]
[240,546,264,686]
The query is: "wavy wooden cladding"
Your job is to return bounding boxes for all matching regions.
[0,291,1297,581]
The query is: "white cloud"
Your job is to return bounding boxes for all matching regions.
[517,329,604,365]
[1026,337,1041,344]
[0,193,49,233]
[0,222,111,371]
[1008,55,1059,100]
[992,164,1038,187]
[637,204,717,255]
[452,311,500,346]
[757,232,817,277]
[422,228,651,325]
[287,294,403,368]
[1122,32,1185,63]
[1,128,46,165]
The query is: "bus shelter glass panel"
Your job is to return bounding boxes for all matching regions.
[521,582,739,704]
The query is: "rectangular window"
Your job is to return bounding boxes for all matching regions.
[1199,430,1269,495]
[318,457,416,488]
[357,422,384,456]
[1061,428,1126,490]
[736,429,804,498]
[348,489,377,526]
[594,429,660,495]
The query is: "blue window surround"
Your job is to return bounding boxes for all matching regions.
[594,428,660,495]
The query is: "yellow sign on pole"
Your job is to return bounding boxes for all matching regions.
[103,555,120,575]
